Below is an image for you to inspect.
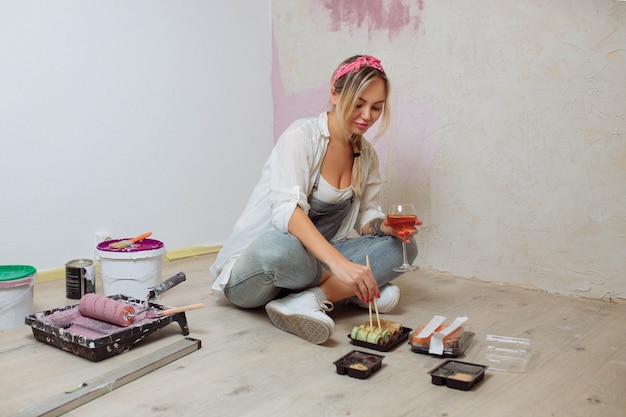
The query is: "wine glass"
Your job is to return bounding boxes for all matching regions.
[387,203,418,272]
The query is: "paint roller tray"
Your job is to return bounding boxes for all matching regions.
[25,295,190,362]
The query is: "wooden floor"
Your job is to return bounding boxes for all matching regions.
[2,253,625,417]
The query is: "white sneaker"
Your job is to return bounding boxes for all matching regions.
[265,289,335,344]
[346,283,400,313]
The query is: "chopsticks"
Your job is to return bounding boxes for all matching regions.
[366,255,382,330]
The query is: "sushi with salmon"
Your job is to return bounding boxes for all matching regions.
[411,323,465,350]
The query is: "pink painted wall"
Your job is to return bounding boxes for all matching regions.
[272,0,425,140]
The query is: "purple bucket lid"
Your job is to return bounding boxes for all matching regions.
[96,238,164,253]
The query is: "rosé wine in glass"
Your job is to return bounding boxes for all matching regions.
[387,203,418,272]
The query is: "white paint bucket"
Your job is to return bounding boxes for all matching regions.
[95,239,166,299]
[0,265,36,330]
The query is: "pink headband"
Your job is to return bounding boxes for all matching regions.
[332,55,385,84]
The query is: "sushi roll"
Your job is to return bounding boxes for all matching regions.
[351,320,401,345]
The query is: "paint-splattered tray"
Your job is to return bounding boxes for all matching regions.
[25,295,190,362]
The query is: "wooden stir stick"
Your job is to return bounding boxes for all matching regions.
[366,256,382,330]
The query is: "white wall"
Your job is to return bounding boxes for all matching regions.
[0,1,273,270]
[272,0,626,300]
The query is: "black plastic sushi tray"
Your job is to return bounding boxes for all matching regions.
[24,294,190,362]
[428,359,488,391]
[348,326,412,352]
[334,350,385,379]
[410,331,476,357]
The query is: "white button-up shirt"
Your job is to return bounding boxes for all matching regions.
[210,112,385,294]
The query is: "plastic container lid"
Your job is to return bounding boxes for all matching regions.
[96,238,164,253]
[0,265,37,282]
[479,334,533,373]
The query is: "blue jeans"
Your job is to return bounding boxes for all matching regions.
[224,230,418,308]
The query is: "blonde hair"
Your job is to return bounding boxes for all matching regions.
[331,55,391,197]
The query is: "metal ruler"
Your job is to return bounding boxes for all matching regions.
[11,337,202,417]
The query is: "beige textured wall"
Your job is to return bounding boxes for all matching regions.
[272,0,626,299]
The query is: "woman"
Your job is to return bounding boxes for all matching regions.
[210,55,420,344]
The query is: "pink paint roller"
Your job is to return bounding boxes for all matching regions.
[78,293,203,326]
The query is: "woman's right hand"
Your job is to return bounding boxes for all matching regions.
[288,207,379,302]
[330,258,379,303]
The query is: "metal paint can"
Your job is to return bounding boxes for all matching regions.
[65,259,95,299]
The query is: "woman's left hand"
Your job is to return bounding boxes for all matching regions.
[382,217,422,243]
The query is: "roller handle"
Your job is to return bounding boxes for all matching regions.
[146,272,186,301]
[155,303,204,317]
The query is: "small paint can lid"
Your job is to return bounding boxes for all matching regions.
[0,265,37,282]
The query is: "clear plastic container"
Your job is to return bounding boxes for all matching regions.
[478,334,533,373]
